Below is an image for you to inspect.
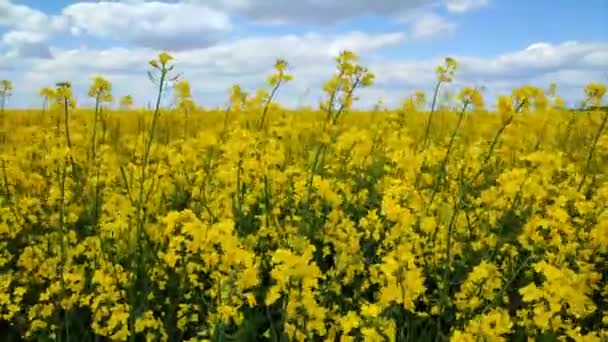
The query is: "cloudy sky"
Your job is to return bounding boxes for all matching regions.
[1,0,607,109]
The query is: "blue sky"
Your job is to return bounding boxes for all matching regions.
[1,0,607,108]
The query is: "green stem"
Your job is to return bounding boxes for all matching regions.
[481,254,534,314]
[58,161,70,342]
[131,66,168,338]
[1,159,21,225]
[90,94,101,161]
[93,167,101,230]
[421,81,442,150]
[184,107,189,140]
[137,68,167,229]
[41,97,48,125]
[473,100,525,182]
[266,306,279,342]
[63,96,72,150]
[305,143,326,205]
[259,79,282,130]
[426,101,469,211]
[323,69,346,129]
[264,175,272,228]
[578,110,608,192]
[332,77,361,125]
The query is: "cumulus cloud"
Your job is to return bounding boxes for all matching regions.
[1,0,462,54]
[329,32,407,55]
[0,0,601,109]
[1,0,232,53]
[33,47,153,74]
[191,0,433,24]
[1,30,53,58]
[6,35,605,109]
[0,1,66,58]
[0,51,15,71]
[5,30,407,108]
[444,0,489,13]
[408,12,457,39]
[364,42,607,92]
[62,1,232,50]
[0,0,60,30]
[25,31,405,90]
[458,41,608,78]
[188,0,489,24]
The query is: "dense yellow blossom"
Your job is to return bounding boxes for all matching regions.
[0,52,606,341]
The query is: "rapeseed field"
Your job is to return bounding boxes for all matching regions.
[0,52,606,341]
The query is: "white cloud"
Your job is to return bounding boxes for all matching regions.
[1,0,49,30]
[1,1,233,54]
[0,51,15,70]
[533,69,600,87]
[33,47,156,76]
[459,41,608,78]
[329,32,407,55]
[444,0,489,13]
[0,1,66,32]
[2,31,46,45]
[409,12,457,39]
[1,30,53,59]
[62,1,232,50]
[190,0,434,24]
[0,1,67,58]
[42,31,400,79]
[8,31,405,108]
[174,31,406,76]
[6,36,604,110]
[581,50,608,68]
[1,0,460,55]
[0,1,602,110]
[189,0,490,24]
[448,41,608,106]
